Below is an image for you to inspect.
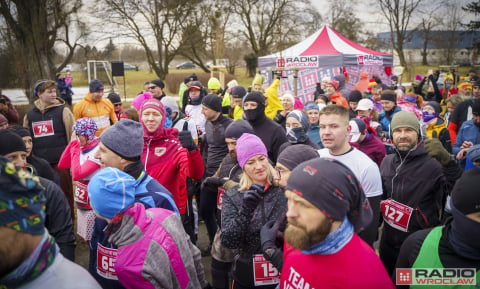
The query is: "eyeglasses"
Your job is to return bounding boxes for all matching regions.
[275,167,288,179]
[114,103,122,107]
[148,86,158,90]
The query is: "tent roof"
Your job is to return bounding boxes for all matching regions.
[259,26,392,69]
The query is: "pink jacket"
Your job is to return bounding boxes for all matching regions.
[108,203,208,289]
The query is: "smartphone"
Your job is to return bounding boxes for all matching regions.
[428,69,433,75]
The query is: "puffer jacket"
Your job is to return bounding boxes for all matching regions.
[380,143,445,248]
[221,184,287,287]
[425,117,451,153]
[107,203,208,289]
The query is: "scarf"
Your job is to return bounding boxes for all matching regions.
[302,217,353,255]
[0,232,58,288]
[448,205,480,260]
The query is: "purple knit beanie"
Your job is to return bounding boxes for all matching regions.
[236,133,268,169]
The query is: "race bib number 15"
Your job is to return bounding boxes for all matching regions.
[253,254,280,286]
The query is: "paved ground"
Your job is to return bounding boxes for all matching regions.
[74,221,213,284]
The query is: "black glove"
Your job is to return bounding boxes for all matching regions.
[261,220,280,252]
[242,183,264,212]
[178,122,197,151]
[201,176,227,191]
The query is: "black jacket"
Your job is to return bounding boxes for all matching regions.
[249,115,288,163]
[28,154,59,184]
[380,143,445,247]
[204,114,233,176]
[40,177,76,261]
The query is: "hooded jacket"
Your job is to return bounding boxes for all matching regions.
[24,98,74,164]
[425,117,452,153]
[106,203,208,289]
[354,71,370,93]
[264,79,284,120]
[73,93,117,136]
[141,103,204,214]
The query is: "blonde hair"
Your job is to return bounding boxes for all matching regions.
[239,162,277,191]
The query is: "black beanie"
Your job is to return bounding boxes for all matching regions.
[202,94,222,112]
[348,90,362,102]
[452,168,480,215]
[381,90,396,102]
[224,120,254,139]
[473,99,480,115]
[0,130,26,155]
[286,158,373,232]
[107,92,121,104]
[150,79,165,89]
[7,125,31,137]
[277,144,319,171]
[244,91,266,106]
[231,86,247,99]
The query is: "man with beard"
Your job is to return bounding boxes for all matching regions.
[201,119,254,289]
[280,158,394,289]
[243,91,288,163]
[379,111,462,276]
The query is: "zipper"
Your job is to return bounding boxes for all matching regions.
[144,139,151,171]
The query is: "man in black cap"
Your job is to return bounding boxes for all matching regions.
[347,90,363,119]
[0,157,101,289]
[394,168,480,287]
[107,92,123,121]
[280,158,394,289]
[199,94,233,255]
[229,86,247,120]
[0,130,75,261]
[379,111,462,276]
[147,79,166,101]
[243,91,288,163]
[202,119,254,289]
[185,81,208,135]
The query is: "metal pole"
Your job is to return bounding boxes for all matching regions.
[123,76,126,103]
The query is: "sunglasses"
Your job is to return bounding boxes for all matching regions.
[114,103,122,107]
[148,86,158,90]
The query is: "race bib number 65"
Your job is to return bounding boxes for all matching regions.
[97,244,118,280]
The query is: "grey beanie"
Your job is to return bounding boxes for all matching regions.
[99,119,144,160]
[391,111,420,136]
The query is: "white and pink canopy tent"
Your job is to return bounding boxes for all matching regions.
[258,26,393,70]
[258,26,393,103]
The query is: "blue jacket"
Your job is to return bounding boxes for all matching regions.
[307,122,323,148]
[88,171,178,289]
[453,120,480,154]
[378,106,402,137]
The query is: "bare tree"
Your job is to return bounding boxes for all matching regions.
[98,0,201,79]
[230,0,320,57]
[0,0,84,99]
[326,0,365,42]
[378,0,423,70]
[462,0,480,30]
[437,2,464,65]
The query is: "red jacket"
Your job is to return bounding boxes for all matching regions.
[141,115,204,215]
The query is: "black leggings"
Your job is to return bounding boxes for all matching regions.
[200,186,218,243]
[211,258,232,289]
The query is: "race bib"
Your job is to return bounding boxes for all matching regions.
[381,199,413,232]
[32,120,54,138]
[217,187,225,210]
[380,131,394,147]
[74,182,91,209]
[92,115,110,129]
[97,244,118,280]
[252,254,280,286]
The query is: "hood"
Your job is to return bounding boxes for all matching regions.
[34,97,65,112]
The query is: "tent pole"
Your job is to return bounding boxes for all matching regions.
[294,69,298,97]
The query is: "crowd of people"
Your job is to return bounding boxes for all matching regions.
[0,67,479,289]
